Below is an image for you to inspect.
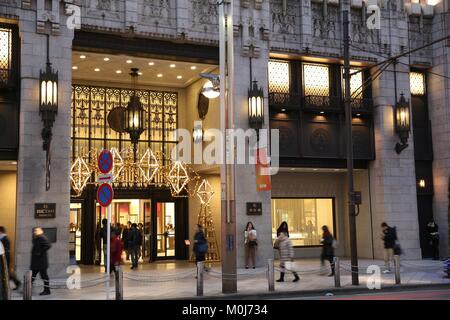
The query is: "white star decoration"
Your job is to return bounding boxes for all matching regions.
[196,179,214,205]
[70,156,92,196]
[167,161,190,195]
[138,148,160,183]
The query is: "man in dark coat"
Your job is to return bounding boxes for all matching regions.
[427,220,440,260]
[30,227,51,295]
[128,223,140,269]
[0,226,21,289]
[381,222,397,273]
[122,221,131,261]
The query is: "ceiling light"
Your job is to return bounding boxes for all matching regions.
[11,161,17,165]
[126,60,133,64]
[281,108,286,112]
[177,75,182,79]
[116,70,122,74]
[356,113,361,117]
[170,64,176,68]
[138,71,143,75]
[80,55,86,59]
[157,74,163,78]
[103,57,110,61]
[290,168,295,171]
[320,111,325,114]
[313,169,318,171]
[190,66,197,70]
[94,68,100,72]
[148,62,154,66]
[72,66,78,70]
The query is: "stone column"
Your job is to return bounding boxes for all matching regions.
[231,0,272,269]
[428,2,450,257]
[15,10,74,276]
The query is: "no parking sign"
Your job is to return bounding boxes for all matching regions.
[97,149,114,207]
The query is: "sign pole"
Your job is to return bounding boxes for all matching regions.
[106,204,111,299]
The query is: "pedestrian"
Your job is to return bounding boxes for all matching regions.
[137,223,144,261]
[0,226,21,290]
[193,224,208,277]
[244,222,257,269]
[110,229,123,274]
[427,220,440,260]
[115,223,122,238]
[276,221,289,238]
[30,227,51,296]
[274,232,299,282]
[100,218,109,272]
[320,225,335,277]
[94,222,102,265]
[128,223,140,269]
[122,221,131,261]
[381,222,397,273]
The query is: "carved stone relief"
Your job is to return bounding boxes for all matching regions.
[85,0,123,20]
[190,0,219,32]
[311,3,340,42]
[139,0,173,27]
[271,0,298,35]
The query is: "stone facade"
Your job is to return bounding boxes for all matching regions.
[0,0,449,278]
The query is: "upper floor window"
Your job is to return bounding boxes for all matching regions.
[268,59,290,94]
[303,63,329,97]
[410,72,425,96]
[0,27,12,86]
[342,67,363,98]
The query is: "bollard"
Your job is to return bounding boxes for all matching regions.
[115,266,123,300]
[394,255,401,285]
[23,270,32,300]
[268,259,274,292]
[333,257,341,288]
[196,261,204,297]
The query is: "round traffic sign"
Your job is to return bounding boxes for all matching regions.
[98,149,113,174]
[97,183,114,207]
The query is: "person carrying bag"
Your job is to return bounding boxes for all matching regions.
[244,222,258,269]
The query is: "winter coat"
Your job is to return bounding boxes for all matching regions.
[382,227,397,249]
[427,224,439,241]
[30,235,51,270]
[321,233,335,258]
[193,230,207,254]
[0,234,11,267]
[122,228,129,249]
[274,235,294,263]
[110,235,123,267]
[128,227,140,248]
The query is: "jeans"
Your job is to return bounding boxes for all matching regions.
[130,246,139,268]
[384,248,394,271]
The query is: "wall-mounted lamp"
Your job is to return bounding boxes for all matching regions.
[248,80,264,133]
[394,93,410,154]
[193,121,204,144]
[39,34,58,153]
[419,179,426,188]
[200,73,220,99]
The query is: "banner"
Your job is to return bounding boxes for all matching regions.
[256,148,271,192]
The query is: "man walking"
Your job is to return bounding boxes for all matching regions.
[128,223,140,269]
[0,226,21,290]
[381,222,397,273]
[30,227,51,296]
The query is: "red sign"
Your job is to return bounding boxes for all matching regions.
[97,183,114,207]
[256,148,272,192]
[98,149,113,174]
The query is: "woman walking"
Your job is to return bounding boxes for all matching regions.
[276,221,289,238]
[320,225,335,277]
[244,222,257,269]
[274,232,299,282]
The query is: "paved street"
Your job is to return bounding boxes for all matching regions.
[10,258,450,300]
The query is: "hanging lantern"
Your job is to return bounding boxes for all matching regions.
[394,93,410,154]
[248,80,264,130]
[123,68,145,147]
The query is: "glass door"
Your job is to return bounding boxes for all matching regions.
[156,202,176,258]
[143,200,151,260]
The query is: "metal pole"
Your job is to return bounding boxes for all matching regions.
[106,204,111,300]
[23,270,32,300]
[268,259,274,292]
[197,261,204,297]
[343,10,359,286]
[334,257,341,288]
[115,266,123,300]
[394,255,401,285]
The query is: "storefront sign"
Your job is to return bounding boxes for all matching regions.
[34,203,56,219]
[256,148,272,192]
[246,202,262,215]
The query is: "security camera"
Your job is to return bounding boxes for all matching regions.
[199,73,220,88]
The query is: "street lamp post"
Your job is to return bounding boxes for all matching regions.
[343,10,359,286]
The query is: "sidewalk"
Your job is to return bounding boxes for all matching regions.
[11,258,450,300]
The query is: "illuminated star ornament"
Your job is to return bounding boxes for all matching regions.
[167,161,190,195]
[110,147,125,181]
[196,179,214,205]
[70,156,92,196]
[138,148,160,183]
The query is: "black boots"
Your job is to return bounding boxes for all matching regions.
[276,272,285,282]
[293,272,300,282]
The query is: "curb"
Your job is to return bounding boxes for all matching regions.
[176,282,450,300]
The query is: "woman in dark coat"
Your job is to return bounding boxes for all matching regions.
[30,227,51,295]
[276,221,289,238]
[320,225,335,277]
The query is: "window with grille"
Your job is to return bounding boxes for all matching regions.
[268,60,290,94]
[0,27,12,86]
[71,84,178,166]
[410,72,425,96]
[341,67,363,98]
[303,63,330,97]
